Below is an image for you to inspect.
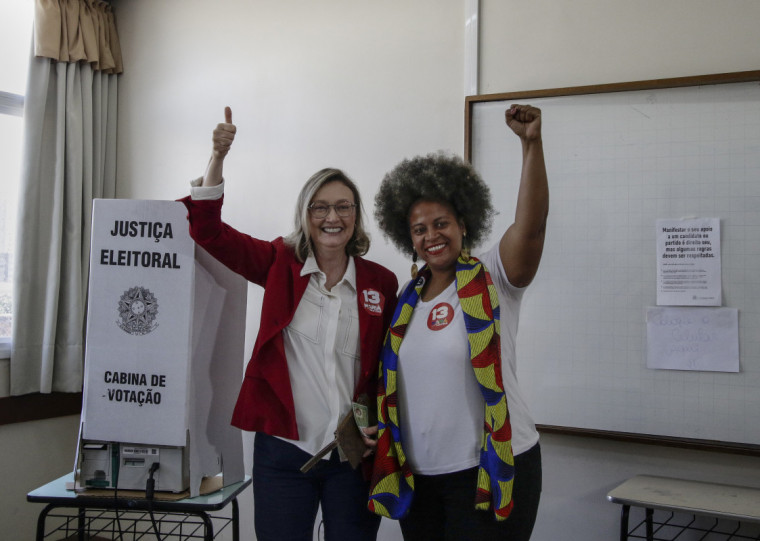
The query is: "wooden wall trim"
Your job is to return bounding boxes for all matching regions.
[537,425,760,457]
[0,392,82,426]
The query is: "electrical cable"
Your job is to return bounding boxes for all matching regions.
[112,443,125,540]
[146,462,164,541]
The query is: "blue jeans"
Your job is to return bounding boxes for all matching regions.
[399,442,542,541]
[252,432,381,541]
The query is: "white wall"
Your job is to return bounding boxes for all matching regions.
[11,1,760,540]
[1,415,81,540]
[114,0,466,286]
[480,0,760,93]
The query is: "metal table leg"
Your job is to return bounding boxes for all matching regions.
[620,504,630,541]
[232,497,240,541]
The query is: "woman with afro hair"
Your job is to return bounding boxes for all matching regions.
[368,104,548,540]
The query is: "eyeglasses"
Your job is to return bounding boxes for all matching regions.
[308,202,357,218]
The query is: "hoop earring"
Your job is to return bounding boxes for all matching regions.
[411,251,418,279]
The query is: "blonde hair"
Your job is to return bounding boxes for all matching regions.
[284,168,371,262]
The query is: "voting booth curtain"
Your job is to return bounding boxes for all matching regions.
[10,0,122,395]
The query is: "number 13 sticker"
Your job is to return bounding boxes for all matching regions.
[361,288,385,316]
[428,302,454,330]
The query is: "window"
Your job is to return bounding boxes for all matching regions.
[0,0,33,360]
[0,1,82,421]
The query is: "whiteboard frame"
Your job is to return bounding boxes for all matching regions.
[466,71,760,163]
[465,71,760,456]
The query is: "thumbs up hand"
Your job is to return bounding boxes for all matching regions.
[203,106,236,187]
[212,106,237,160]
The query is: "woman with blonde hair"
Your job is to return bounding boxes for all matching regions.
[182,107,398,541]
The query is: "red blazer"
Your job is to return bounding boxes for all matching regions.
[182,196,398,439]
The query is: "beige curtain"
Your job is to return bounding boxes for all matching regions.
[11,0,120,395]
[34,0,123,74]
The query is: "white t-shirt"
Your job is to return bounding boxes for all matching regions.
[478,243,540,457]
[396,243,539,475]
[397,281,484,475]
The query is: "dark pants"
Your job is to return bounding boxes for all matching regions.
[252,432,381,541]
[399,442,542,541]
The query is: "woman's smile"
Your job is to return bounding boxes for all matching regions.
[308,181,356,256]
[408,200,465,273]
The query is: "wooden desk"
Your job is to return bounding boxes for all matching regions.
[28,473,251,541]
[607,475,760,541]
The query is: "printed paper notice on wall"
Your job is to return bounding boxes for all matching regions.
[646,306,739,372]
[656,218,721,306]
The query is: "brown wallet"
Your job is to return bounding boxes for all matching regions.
[300,395,376,473]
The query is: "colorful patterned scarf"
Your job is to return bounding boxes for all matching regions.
[368,255,514,521]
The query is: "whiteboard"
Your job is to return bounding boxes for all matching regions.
[467,73,760,447]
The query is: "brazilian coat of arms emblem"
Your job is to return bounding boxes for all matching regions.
[117,286,159,335]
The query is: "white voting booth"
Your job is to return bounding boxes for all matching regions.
[76,199,246,497]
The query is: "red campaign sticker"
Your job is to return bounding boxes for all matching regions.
[361,288,385,316]
[427,302,454,331]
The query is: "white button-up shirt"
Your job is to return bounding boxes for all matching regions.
[282,256,360,457]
